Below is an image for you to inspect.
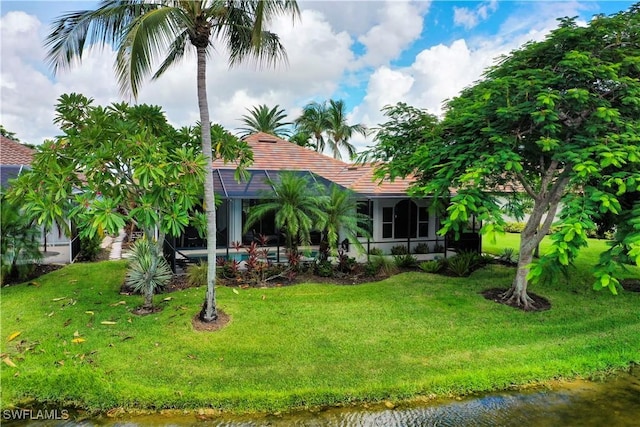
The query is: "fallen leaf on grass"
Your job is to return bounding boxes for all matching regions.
[47,312,55,317]
[7,331,21,342]
[110,301,126,307]
[73,330,81,337]
[2,357,17,367]
[28,282,40,287]
[232,288,239,295]
[52,297,66,301]
[63,319,72,327]
[100,321,117,325]
[163,297,172,302]
[71,338,86,344]
[85,311,94,315]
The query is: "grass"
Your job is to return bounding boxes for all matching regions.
[1,238,639,414]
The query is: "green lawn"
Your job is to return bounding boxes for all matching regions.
[1,238,639,414]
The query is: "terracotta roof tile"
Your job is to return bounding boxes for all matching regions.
[0,136,34,165]
[214,132,415,197]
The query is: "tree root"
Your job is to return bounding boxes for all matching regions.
[500,287,536,310]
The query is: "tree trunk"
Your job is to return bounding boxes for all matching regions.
[501,244,536,309]
[196,46,218,323]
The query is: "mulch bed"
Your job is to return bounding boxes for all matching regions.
[192,310,231,332]
[481,288,551,312]
[2,264,64,286]
[621,279,640,292]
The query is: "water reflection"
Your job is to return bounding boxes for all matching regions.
[8,367,640,426]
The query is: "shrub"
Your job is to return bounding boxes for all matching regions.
[125,239,172,308]
[446,251,484,277]
[432,242,445,253]
[504,222,526,233]
[78,233,102,261]
[369,255,398,276]
[498,248,519,265]
[390,245,408,255]
[315,259,334,277]
[369,247,384,256]
[394,253,418,268]
[1,194,42,283]
[419,260,442,273]
[337,249,357,273]
[187,261,208,287]
[413,243,430,254]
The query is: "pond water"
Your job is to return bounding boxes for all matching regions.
[6,366,639,426]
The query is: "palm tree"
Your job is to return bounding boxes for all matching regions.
[45,0,300,323]
[294,99,366,160]
[244,172,326,254]
[321,184,370,256]
[294,101,327,153]
[238,104,291,138]
[325,99,367,160]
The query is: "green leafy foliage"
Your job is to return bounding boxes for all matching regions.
[125,239,172,309]
[394,253,418,268]
[0,191,42,283]
[362,5,640,303]
[187,262,209,287]
[418,260,443,274]
[446,252,486,277]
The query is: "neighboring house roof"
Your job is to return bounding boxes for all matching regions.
[214,132,416,198]
[0,136,34,165]
[0,136,34,187]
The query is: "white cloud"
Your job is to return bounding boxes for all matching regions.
[356,0,428,67]
[453,0,498,30]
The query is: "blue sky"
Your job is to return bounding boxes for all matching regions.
[0,1,635,152]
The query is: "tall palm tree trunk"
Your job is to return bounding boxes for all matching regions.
[197,45,218,322]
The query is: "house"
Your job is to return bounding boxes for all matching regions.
[173,132,471,262]
[0,136,75,263]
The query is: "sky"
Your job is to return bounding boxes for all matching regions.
[0,0,635,154]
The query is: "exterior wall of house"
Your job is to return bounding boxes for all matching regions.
[355,198,445,256]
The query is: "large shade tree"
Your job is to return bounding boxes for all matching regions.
[46,0,300,322]
[7,93,207,308]
[364,5,640,309]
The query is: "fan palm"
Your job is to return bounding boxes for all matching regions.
[45,0,300,322]
[244,172,327,253]
[238,104,291,138]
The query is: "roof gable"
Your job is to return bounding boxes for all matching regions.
[215,132,415,197]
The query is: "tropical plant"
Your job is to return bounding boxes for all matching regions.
[125,238,173,310]
[7,95,206,303]
[419,260,442,274]
[187,261,209,287]
[244,172,326,254]
[391,245,408,255]
[0,192,42,283]
[369,255,398,277]
[45,0,300,322]
[363,5,640,308]
[446,252,485,277]
[295,99,366,160]
[325,99,367,160]
[413,243,430,254]
[78,233,103,262]
[394,253,418,268]
[238,104,291,138]
[320,184,370,257]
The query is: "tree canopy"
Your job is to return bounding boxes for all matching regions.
[364,5,640,308]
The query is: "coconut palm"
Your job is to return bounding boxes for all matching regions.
[244,172,327,254]
[45,0,300,322]
[294,101,327,153]
[325,99,367,160]
[238,104,291,138]
[294,99,366,160]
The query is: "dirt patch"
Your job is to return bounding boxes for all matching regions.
[132,306,163,315]
[192,310,230,332]
[2,264,64,286]
[621,279,640,292]
[481,288,551,312]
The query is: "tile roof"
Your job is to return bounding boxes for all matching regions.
[214,132,415,197]
[0,136,34,165]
